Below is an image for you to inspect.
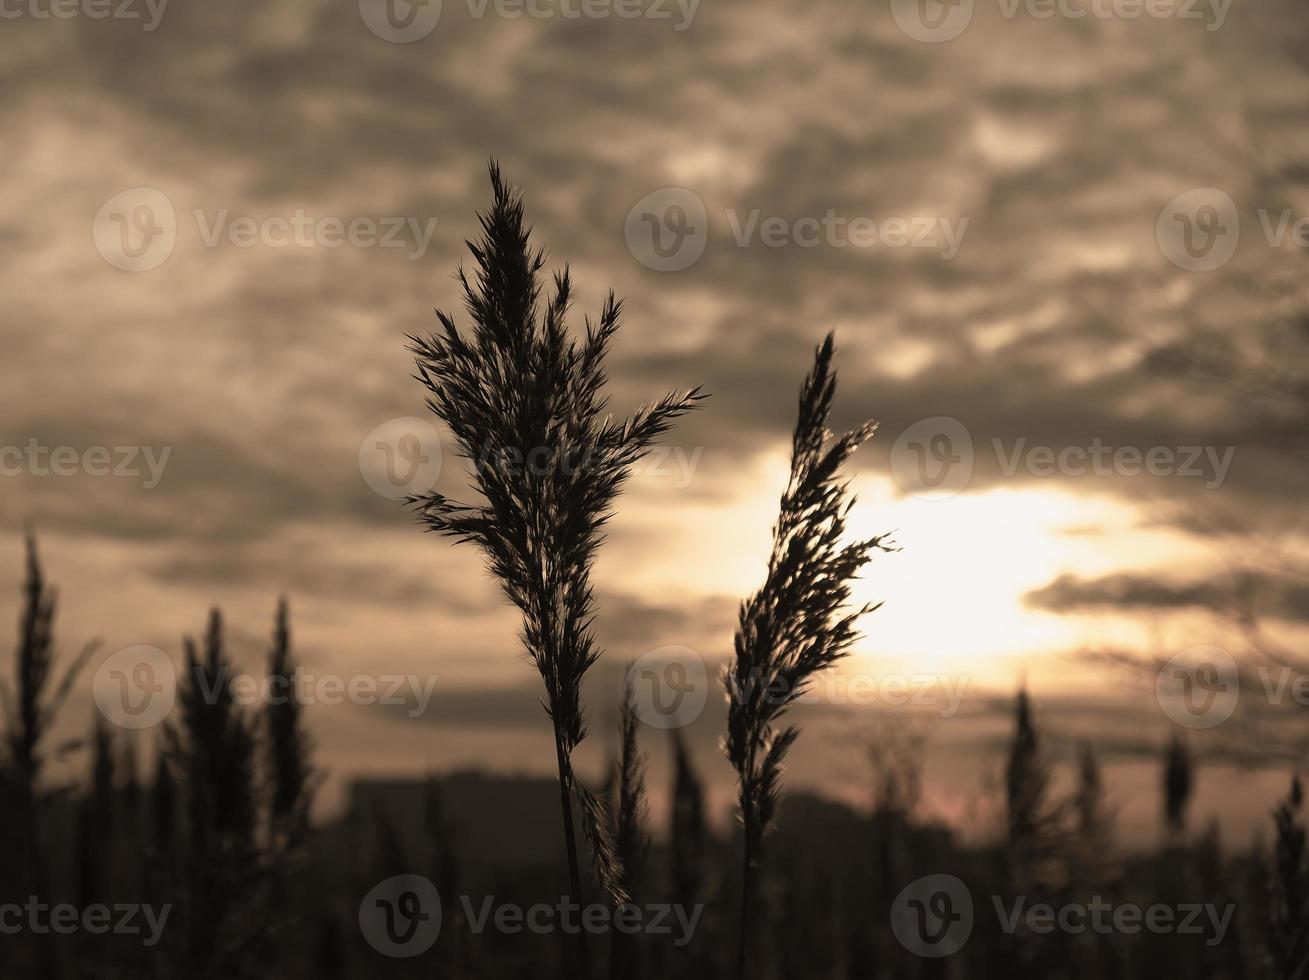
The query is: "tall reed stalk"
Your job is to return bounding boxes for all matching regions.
[724,333,891,980]
[407,163,702,974]
[669,729,706,912]
[610,674,648,980]
[0,531,98,892]
[1164,733,1193,840]
[1272,775,1309,980]
[614,673,648,897]
[166,609,259,975]
[1004,687,1067,890]
[266,597,315,850]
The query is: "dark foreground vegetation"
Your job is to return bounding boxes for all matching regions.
[0,535,1304,980]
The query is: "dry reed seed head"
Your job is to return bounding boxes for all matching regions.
[725,333,891,850]
[577,781,629,906]
[1272,773,1309,978]
[3,532,97,788]
[267,598,314,836]
[169,608,259,855]
[614,674,649,893]
[407,164,700,907]
[1164,734,1193,833]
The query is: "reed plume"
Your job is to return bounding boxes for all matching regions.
[1164,733,1194,838]
[151,749,175,858]
[1272,774,1309,980]
[1074,741,1104,842]
[76,715,115,909]
[669,729,707,912]
[166,609,260,975]
[614,674,648,895]
[1072,741,1115,884]
[1006,688,1049,849]
[266,596,315,849]
[723,333,892,980]
[0,531,98,894]
[425,778,466,967]
[611,675,649,980]
[1004,687,1070,890]
[1,531,97,797]
[407,162,702,968]
[168,609,257,859]
[121,735,140,817]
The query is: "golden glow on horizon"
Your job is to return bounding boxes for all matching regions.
[611,450,1222,691]
[849,479,1137,680]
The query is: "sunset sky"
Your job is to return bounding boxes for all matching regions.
[3,0,1308,845]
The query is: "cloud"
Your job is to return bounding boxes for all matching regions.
[7,0,1309,814]
[1026,571,1309,624]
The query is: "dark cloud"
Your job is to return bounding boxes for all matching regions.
[1026,571,1309,624]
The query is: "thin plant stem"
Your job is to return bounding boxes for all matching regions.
[737,830,754,980]
[554,723,591,975]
